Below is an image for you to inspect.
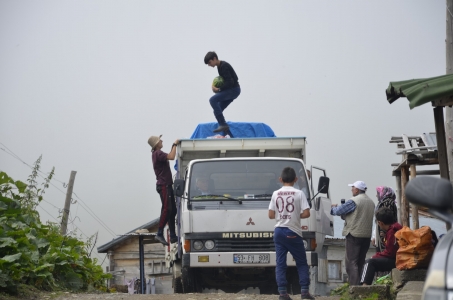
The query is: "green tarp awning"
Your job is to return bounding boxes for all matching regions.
[386,74,453,109]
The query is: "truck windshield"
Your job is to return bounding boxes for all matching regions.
[189,160,309,201]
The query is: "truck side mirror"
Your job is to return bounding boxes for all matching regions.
[317,176,330,194]
[174,179,185,197]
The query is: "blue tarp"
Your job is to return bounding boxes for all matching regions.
[174,122,276,170]
[190,122,276,139]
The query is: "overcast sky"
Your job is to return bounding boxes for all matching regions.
[0,1,446,262]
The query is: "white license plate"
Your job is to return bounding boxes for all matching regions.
[233,254,270,264]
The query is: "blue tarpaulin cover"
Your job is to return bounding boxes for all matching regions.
[190,122,276,139]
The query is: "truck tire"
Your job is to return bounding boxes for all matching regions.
[181,266,200,293]
[288,276,301,295]
[173,277,183,294]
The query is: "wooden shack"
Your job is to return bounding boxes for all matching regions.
[390,133,439,229]
[97,218,173,294]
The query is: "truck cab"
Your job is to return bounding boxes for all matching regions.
[165,136,333,294]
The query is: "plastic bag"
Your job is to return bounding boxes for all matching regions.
[395,226,434,270]
[207,134,231,139]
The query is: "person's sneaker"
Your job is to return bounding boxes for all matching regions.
[301,292,315,299]
[170,236,178,243]
[278,295,292,300]
[155,235,169,246]
[213,125,229,133]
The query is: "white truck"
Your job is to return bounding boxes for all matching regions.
[165,136,333,294]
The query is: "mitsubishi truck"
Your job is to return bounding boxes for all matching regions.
[165,135,333,294]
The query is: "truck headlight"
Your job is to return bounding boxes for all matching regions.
[204,240,215,250]
[193,240,203,250]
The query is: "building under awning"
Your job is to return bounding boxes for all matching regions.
[385,73,453,230]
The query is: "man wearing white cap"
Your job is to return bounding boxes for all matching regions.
[330,181,375,285]
[148,135,179,246]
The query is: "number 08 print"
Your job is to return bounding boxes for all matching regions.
[276,195,295,219]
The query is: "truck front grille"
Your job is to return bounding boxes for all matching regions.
[215,238,275,252]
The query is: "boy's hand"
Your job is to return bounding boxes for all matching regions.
[212,85,220,93]
[174,139,179,145]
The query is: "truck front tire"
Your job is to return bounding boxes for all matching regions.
[182,266,201,293]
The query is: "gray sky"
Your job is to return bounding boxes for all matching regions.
[0,1,446,262]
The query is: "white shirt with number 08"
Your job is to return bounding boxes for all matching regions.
[268,186,310,237]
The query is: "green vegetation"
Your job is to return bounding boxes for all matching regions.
[0,157,111,296]
[330,276,394,300]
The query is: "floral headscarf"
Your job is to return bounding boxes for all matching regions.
[376,186,396,203]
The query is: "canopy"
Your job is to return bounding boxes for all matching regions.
[190,122,276,139]
[386,74,453,109]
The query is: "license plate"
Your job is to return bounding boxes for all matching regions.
[233,254,270,264]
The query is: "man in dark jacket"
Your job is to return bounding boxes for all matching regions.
[360,207,403,285]
[204,51,241,133]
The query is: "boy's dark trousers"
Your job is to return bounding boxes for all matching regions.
[156,184,176,238]
[274,227,310,291]
[360,257,396,285]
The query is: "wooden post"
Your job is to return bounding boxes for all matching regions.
[395,175,402,224]
[410,165,419,229]
[434,107,450,180]
[400,167,410,227]
[61,171,77,235]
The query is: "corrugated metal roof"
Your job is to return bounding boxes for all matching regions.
[327,215,447,241]
[97,218,159,253]
[386,74,453,109]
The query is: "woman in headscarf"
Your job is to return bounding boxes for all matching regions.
[372,186,398,252]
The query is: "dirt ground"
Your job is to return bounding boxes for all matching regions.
[51,293,341,300]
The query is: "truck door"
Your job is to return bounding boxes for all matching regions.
[310,166,334,237]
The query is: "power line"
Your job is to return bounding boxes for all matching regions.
[0,143,117,238]
[1,145,106,262]
[38,206,104,261]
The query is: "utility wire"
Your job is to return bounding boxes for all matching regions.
[0,143,117,238]
[1,144,106,261]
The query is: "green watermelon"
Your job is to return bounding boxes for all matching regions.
[213,76,224,88]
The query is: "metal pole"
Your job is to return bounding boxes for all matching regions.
[445,0,453,231]
[446,0,453,181]
[61,171,76,235]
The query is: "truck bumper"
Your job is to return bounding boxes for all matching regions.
[182,251,318,268]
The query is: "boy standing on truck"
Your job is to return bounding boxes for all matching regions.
[148,134,179,246]
[204,51,241,133]
[268,167,315,300]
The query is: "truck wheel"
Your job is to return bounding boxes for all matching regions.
[173,277,183,294]
[288,277,301,295]
[182,266,200,293]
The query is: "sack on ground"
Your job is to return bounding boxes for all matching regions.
[395,226,434,270]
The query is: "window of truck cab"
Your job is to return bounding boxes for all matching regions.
[188,159,310,201]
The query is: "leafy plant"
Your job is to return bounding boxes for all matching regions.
[331,283,349,296]
[374,274,392,285]
[0,158,111,294]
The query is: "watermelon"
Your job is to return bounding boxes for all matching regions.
[212,76,224,88]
